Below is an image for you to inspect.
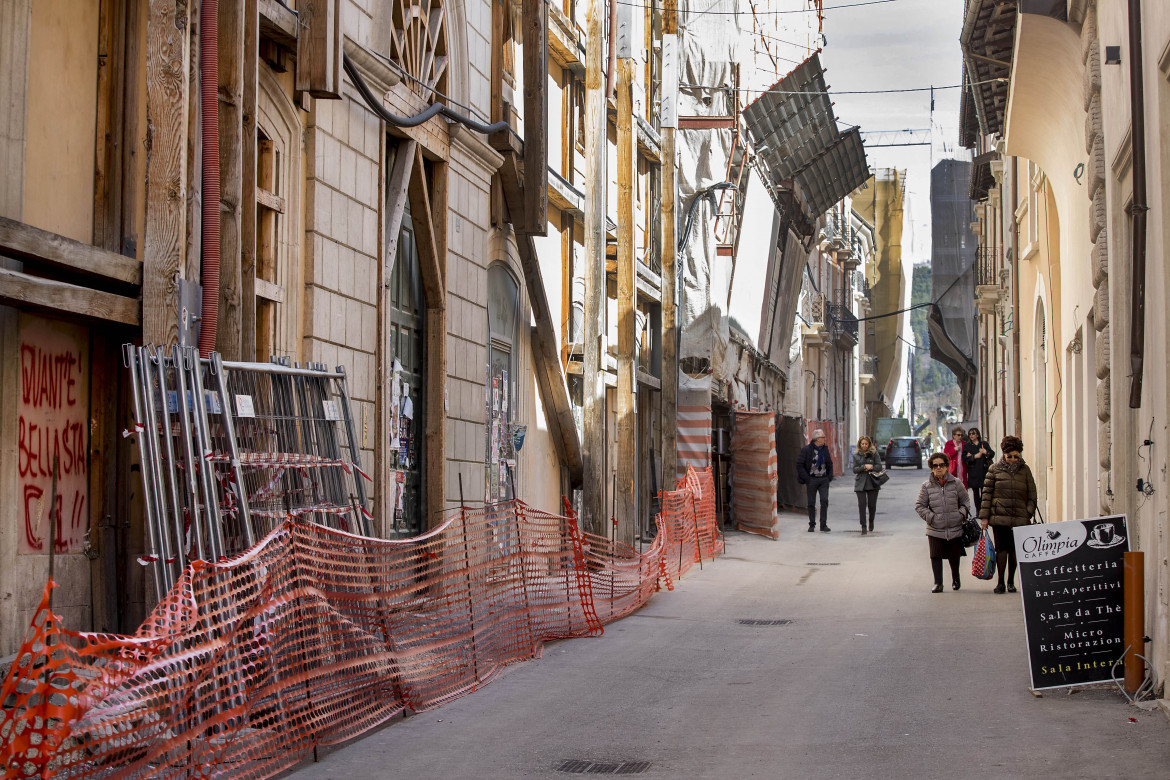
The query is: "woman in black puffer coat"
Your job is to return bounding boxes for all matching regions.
[962,427,995,512]
[978,435,1037,594]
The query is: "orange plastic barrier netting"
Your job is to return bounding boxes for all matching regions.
[0,467,720,779]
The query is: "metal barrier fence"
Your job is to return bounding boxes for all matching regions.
[1,468,722,779]
[124,346,371,593]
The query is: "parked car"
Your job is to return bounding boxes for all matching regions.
[885,436,924,468]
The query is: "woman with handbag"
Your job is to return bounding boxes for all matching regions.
[852,436,886,535]
[978,435,1038,594]
[916,452,973,592]
[962,427,995,513]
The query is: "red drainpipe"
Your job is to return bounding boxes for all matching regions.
[198,0,221,358]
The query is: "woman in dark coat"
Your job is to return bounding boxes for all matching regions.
[851,435,885,535]
[962,427,995,513]
[978,435,1037,594]
[916,452,973,592]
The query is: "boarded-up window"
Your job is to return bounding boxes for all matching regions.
[17,315,89,553]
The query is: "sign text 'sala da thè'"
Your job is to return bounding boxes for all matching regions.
[1014,516,1129,690]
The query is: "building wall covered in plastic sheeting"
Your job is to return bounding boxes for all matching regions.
[675,3,744,371]
[929,160,979,417]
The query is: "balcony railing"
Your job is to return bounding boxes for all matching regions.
[829,304,859,347]
[810,292,827,325]
[976,246,1001,287]
[860,353,877,376]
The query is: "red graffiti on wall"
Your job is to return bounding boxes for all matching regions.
[17,316,90,554]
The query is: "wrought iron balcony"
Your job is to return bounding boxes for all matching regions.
[976,246,1001,287]
[829,303,859,348]
[975,246,1005,314]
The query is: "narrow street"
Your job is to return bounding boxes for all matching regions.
[284,469,1170,779]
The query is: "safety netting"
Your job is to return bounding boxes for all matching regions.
[0,468,721,779]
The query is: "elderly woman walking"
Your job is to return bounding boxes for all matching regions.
[852,436,885,535]
[916,452,973,593]
[979,435,1037,594]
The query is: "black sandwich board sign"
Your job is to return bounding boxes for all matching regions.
[1013,515,1129,690]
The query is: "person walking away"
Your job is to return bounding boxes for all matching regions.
[916,452,973,593]
[962,427,995,513]
[978,435,1037,594]
[943,426,968,490]
[797,429,834,532]
[852,435,885,535]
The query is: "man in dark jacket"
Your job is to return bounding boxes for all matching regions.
[797,429,833,532]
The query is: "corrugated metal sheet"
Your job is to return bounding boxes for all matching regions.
[743,54,870,221]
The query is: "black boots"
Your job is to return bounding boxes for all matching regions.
[860,521,867,535]
[808,521,815,532]
[820,524,832,533]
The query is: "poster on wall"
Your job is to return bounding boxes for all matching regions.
[1014,515,1129,690]
[17,315,90,554]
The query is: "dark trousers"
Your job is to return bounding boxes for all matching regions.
[931,557,962,586]
[991,525,1018,587]
[856,489,878,527]
[971,485,984,514]
[806,477,830,527]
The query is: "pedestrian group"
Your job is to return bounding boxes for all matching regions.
[797,427,1038,593]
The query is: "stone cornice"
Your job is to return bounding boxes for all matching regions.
[450,125,505,174]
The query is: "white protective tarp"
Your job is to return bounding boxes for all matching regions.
[676,4,745,376]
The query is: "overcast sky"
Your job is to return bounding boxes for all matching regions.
[819,0,967,264]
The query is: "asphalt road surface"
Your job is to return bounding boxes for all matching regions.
[282,467,1170,779]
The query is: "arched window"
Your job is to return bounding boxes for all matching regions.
[487,264,519,501]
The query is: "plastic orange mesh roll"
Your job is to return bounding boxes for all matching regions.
[0,468,719,779]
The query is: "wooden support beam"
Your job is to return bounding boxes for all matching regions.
[408,146,444,307]
[522,0,548,235]
[581,0,608,536]
[379,139,415,534]
[142,0,191,345]
[499,154,584,485]
[677,116,734,130]
[0,268,140,325]
[0,0,30,222]
[254,187,285,213]
[258,0,298,49]
[425,159,449,529]
[660,27,678,492]
[94,0,127,253]
[615,57,636,546]
[217,0,246,359]
[0,216,142,286]
[296,0,341,98]
[119,0,142,259]
[241,0,258,360]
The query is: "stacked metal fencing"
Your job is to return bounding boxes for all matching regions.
[124,346,372,593]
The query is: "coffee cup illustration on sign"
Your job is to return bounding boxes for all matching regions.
[1087,521,1124,549]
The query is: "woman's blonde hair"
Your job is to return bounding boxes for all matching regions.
[857,436,873,450]
[951,426,967,437]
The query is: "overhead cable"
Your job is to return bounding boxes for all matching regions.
[618,0,904,16]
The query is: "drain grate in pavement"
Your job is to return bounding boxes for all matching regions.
[736,619,793,626]
[557,760,653,774]
[805,562,840,566]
